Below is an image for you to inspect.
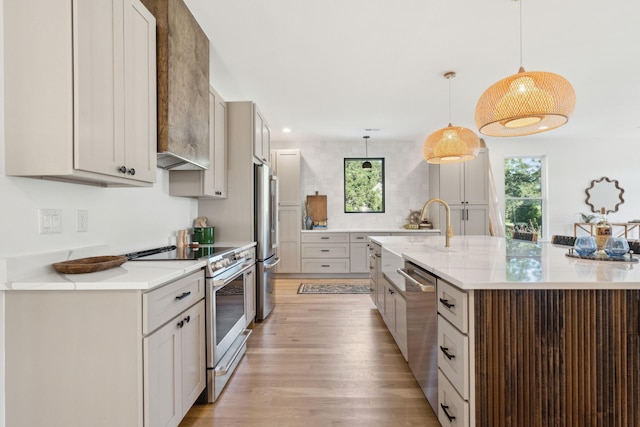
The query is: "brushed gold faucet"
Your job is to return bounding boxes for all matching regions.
[420,198,453,247]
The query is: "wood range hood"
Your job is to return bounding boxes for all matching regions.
[141,0,210,170]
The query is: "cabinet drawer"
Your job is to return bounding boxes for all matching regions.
[349,232,370,242]
[301,233,349,243]
[301,243,349,258]
[301,259,350,273]
[143,270,205,334]
[438,369,470,427]
[437,279,469,333]
[437,315,469,399]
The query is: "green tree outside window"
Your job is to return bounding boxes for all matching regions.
[504,157,544,238]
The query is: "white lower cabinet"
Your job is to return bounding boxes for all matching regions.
[4,269,206,427]
[380,274,408,360]
[438,370,470,427]
[144,283,206,427]
[437,278,472,427]
[301,232,350,273]
[144,300,205,427]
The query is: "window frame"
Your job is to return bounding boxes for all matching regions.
[343,157,386,214]
[504,155,547,240]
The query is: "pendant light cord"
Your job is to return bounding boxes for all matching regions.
[519,0,523,69]
[448,75,452,124]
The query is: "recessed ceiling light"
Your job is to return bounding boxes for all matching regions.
[282,128,291,133]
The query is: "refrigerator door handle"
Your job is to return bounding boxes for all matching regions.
[264,257,281,270]
[271,175,279,249]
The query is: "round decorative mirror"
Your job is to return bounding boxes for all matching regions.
[585,177,624,214]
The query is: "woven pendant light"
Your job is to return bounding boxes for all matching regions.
[475,0,575,137]
[423,71,480,164]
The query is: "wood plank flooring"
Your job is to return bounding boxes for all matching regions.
[179,278,439,427]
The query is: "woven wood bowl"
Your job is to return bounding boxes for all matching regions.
[52,255,127,274]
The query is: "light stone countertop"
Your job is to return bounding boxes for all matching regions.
[0,241,255,291]
[370,235,640,290]
[300,228,440,233]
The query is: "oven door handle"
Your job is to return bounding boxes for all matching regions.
[215,329,252,376]
[264,257,281,270]
[221,262,255,286]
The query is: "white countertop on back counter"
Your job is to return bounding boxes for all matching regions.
[370,235,640,290]
[0,241,255,291]
[300,228,440,233]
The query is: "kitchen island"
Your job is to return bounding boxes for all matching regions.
[372,235,640,427]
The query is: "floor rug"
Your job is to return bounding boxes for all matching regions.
[297,283,370,294]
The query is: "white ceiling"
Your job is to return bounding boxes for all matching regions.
[184,0,640,147]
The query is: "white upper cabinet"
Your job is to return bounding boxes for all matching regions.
[4,0,157,186]
[429,148,490,235]
[437,149,488,206]
[253,106,271,165]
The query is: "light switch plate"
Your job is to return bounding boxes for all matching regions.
[39,209,62,234]
[77,210,88,232]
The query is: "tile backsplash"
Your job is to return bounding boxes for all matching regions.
[272,139,430,230]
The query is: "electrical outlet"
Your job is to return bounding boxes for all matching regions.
[39,209,63,234]
[77,210,88,232]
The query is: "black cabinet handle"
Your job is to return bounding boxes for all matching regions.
[127,168,136,176]
[119,166,127,173]
[177,320,184,328]
[184,315,191,324]
[321,264,330,267]
[440,404,456,422]
[175,291,191,300]
[321,249,330,252]
[321,237,329,239]
[440,298,455,309]
[388,288,395,295]
[440,346,455,360]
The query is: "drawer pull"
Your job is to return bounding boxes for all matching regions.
[320,249,330,252]
[184,315,191,324]
[440,346,455,360]
[439,298,455,309]
[440,404,456,422]
[321,237,329,239]
[177,320,184,328]
[321,264,330,267]
[175,291,191,300]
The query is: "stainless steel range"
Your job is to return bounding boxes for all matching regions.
[126,243,256,402]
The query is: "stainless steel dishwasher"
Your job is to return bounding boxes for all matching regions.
[398,261,438,413]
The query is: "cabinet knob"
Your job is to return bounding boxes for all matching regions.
[127,168,136,176]
[184,315,191,324]
[119,166,127,174]
[177,320,184,328]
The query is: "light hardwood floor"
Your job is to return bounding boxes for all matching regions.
[179,278,440,427]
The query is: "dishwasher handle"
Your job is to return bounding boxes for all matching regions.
[397,268,435,293]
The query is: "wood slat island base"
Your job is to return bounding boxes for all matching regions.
[475,289,640,427]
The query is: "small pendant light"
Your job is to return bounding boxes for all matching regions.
[423,71,481,164]
[474,0,576,137]
[362,136,372,169]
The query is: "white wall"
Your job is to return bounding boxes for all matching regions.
[274,134,640,241]
[271,139,430,229]
[0,7,198,424]
[487,136,640,240]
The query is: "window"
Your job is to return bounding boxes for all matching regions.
[504,156,545,239]
[344,158,385,213]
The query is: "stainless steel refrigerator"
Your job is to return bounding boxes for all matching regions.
[255,163,280,320]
